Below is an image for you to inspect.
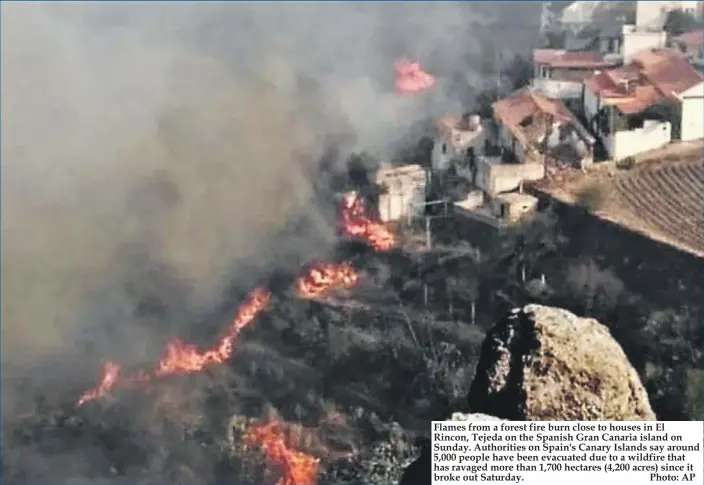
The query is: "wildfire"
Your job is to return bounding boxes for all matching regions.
[295,262,359,300]
[75,193,396,484]
[340,192,395,251]
[77,288,271,406]
[244,418,320,485]
[394,59,435,95]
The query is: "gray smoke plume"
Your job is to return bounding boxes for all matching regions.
[1,2,540,482]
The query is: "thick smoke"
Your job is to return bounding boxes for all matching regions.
[1,2,539,482]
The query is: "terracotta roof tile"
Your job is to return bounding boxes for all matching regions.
[634,50,704,96]
[533,49,614,68]
[674,29,704,47]
[492,88,593,147]
[584,50,703,113]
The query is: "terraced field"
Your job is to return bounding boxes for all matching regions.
[614,161,704,256]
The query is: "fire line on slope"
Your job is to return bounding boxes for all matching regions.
[75,192,394,485]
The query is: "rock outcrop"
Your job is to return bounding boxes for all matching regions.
[399,304,656,485]
[468,304,655,421]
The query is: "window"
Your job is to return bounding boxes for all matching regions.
[539,65,552,79]
[441,143,447,154]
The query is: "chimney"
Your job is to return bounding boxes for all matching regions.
[468,114,481,131]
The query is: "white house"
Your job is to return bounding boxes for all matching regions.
[374,164,427,223]
[532,49,616,101]
[583,49,704,160]
[431,114,484,172]
[533,24,667,102]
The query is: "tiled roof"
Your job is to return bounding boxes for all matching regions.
[583,50,704,114]
[674,29,704,47]
[492,88,594,147]
[633,50,704,96]
[533,49,614,68]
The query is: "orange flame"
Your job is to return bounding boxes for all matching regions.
[77,196,392,406]
[244,418,320,485]
[77,288,271,405]
[340,192,395,251]
[295,262,359,300]
[394,59,435,95]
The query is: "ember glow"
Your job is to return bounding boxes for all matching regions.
[295,262,359,300]
[77,288,271,405]
[244,418,320,485]
[394,59,435,95]
[340,192,395,251]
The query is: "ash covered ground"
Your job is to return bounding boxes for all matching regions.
[0,2,549,483]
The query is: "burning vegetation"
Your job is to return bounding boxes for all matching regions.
[71,193,400,485]
[394,59,436,95]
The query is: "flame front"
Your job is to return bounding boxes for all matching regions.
[77,361,122,406]
[76,194,398,484]
[244,418,320,485]
[340,192,395,251]
[77,288,271,405]
[295,262,359,300]
[394,59,435,95]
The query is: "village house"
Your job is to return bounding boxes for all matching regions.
[453,189,538,229]
[532,49,616,103]
[492,87,595,169]
[430,113,484,173]
[534,24,668,108]
[373,163,427,223]
[583,49,704,159]
[671,29,704,67]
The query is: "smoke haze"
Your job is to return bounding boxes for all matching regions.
[1,2,540,482]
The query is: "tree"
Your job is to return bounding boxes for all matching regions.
[663,10,702,37]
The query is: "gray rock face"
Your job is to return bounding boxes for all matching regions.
[467,304,656,421]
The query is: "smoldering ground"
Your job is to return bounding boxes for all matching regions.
[1,2,540,483]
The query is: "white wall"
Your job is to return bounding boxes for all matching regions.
[475,160,545,195]
[621,27,667,64]
[679,82,704,141]
[378,186,425,223]
[532,78,584,100]
[376,165,427,222]
[607,120,672,159]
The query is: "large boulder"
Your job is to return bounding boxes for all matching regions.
[467,304,656,421]
[399,304,656,485]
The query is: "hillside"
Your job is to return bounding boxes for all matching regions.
[536,143,704,259]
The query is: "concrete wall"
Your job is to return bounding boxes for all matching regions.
[680,83,704,142]
[375,165,427,222]
[532,78,584,100]
[497,125,527,162]
[606,120,671,160]
[476,160,545,195]
[621,26,667,64]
